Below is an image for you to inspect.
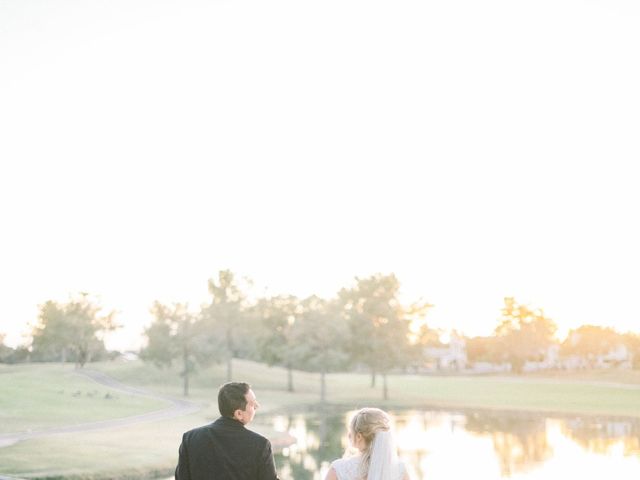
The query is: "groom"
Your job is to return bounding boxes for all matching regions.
[175,382,279,480]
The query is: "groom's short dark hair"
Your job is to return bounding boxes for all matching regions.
[218,382,251,418]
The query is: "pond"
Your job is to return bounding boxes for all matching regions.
[267,408,640,480]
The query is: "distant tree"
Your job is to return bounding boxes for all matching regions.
[31,294,117,367]
[561,325,623,367]
[202,270,248,382]
[63,295,116,367]
[0,335,30,364]
[294,295,348,403]
[405,303,437,369]
[493,297,557,373]
[255,295,301,392]
[141,301,217,396]
[3,345,30,364]
[30,301,73,362]
[465,335,504,364]
[339,274,413,399]
[0,333,12,363]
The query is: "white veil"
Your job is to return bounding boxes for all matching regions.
[366,430,401,480]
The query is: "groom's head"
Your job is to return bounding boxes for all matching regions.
[218,382,259,425]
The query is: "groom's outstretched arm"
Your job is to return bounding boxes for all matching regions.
[175,433,191,480]
[257,439,279,480]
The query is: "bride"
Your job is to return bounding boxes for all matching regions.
[324,407,410,480]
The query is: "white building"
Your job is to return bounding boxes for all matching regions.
[423,334,467,371]
[559,344,631,370]
[523,344,560,372]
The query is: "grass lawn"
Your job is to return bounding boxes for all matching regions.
[0,364,169,434]
[0,416,198,479]
[1,359,640,479]
[95,359,640,418]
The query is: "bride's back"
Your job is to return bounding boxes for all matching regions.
[325,408,410,480]
[330,454,406,480]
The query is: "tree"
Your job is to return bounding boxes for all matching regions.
[0,335,30,364]
[202,270,248,382]
[561,325,623,368]
[339,274,413,399]
[0,333,12,363]
[465,335,503,364]
[405,303,437,369]
[255,295,301,392]
[141,301,217,396]
[31,294,117,367]
[493,297,557,373]
[31,301,73,362]
[1,344,30,364]
[294,295,348,403]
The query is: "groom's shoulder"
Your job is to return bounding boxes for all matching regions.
[181,422,214,440]
[233,423,270,447]
[244,427,270,443]
[240,426,273,451]
[183,418,270,444]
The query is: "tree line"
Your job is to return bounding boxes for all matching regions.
[1,292,118,366]
[466,296,640,372]
[2,271,640,400]
[140,271,430,399]
[0,272,430,399]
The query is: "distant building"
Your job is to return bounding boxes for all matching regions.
[559,344,631,370]
[595,344,631,369]
[523,344,560,372]
[118,351,139,362]
[423,334,467,371]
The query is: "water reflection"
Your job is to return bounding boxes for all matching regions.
[269,408,640,480]
[561,417,640,457]
[272,410,347,480]
[464,411,552,476]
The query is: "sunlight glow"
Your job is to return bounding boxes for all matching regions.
[2,0,640,351]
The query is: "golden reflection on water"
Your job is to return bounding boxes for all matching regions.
[270,409,640,480]
[560,417,640,457]
[463,411,553,476]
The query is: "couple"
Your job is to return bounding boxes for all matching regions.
[175,382,409,480]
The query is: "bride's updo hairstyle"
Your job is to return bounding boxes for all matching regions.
[349,408,394,479]
[350,407,391,446]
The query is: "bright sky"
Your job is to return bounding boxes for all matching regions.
[1,0,639,351]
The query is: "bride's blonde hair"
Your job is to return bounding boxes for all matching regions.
[349,408,391,478]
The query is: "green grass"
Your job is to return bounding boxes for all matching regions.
[525,367,640,385]
[77,359,640,419]
[7,361,640,426]
[1,359,640,479]
[0,417,195,479]
[0,363,169,433]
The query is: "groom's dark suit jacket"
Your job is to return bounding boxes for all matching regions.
[175,416,279,480]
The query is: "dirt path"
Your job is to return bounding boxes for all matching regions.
[0,369,201,449]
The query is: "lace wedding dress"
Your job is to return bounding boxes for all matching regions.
[330,431,406,480]
[331,455,406,480]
